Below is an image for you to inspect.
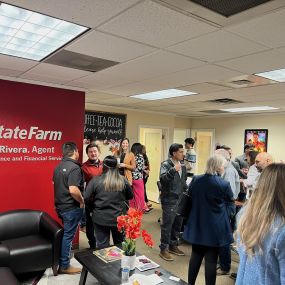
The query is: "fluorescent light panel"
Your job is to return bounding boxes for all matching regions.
[221,106,279,113]
[255,68,285,82]
[0,3,89,61]
[130,89,198,100]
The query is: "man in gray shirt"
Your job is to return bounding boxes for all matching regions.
[184,138,196,177]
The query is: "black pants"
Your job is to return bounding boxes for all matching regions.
[218,244,231,271]
[85,207,96,249]
[159,203,183,251]
[93,223,124,249]
[188,244,219,285]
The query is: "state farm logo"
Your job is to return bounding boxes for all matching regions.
[0,125,62,140]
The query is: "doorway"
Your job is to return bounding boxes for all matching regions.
[139,127,165,203]
[191,129,215,175]
[173,128,190,145]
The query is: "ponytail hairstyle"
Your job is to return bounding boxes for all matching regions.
[102,155,125,192]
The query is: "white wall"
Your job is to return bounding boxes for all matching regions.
[191,113,285,162]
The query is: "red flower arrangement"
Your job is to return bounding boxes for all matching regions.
[117,207,154,256]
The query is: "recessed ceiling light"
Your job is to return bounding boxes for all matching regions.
[130,89,198,100]
[255,68,285,82]
[221,106,279,113]
[0,3,89,61]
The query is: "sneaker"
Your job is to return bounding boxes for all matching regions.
[169,246,185,256]
[229,273,237,280]
[59,266,82,274]
[159,250,174,261]
[216,268,230,275]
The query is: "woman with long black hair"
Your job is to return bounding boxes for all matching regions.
[84,155,133,249]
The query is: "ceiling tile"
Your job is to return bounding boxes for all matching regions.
[85,92,122,102]
[180,83,232,94]
[167,30,269,62]
[66,31,156,62]
[217,49,285,74]
[0,54,38,71]
[19,73,70,84]
[98,0,217,48]
[68,69,133,90]
[96,96,142,105]
[144,64,243,89]
[102,82,158,96]
[225,7,285,48]
[5,0,141,28]
[0,68,23,77]
[126,100,170,107]
[97,50,204,83]
[20,63,91,82]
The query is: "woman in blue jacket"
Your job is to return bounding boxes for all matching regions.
[236,163,285,285]
[183,155,234,285]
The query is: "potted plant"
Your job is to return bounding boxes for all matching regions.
[117,207,154,270]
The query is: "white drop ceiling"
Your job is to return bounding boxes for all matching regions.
[1,0,285,118]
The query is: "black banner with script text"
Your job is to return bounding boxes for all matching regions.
[84,111,126,141]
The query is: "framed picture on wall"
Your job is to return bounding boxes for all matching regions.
[244,129,268,152]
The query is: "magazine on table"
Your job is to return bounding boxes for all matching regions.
[93,246,124,263]
[135,255,160,272]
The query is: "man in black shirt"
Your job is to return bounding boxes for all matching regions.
[53,142,84,274]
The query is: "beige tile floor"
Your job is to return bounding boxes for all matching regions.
[79,203,238,285]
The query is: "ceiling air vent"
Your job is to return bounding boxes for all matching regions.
[199,110,229,114]
[190,0,271,17]
[207,98,244,104]
[44,50,119,72]
[231,79,252,85]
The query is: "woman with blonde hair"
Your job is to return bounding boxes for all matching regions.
[84,156,133,249]
[117,138,136,185]
[236,163,285,285]
[183,155,234,285]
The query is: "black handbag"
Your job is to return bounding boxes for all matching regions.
[175,190,192,219]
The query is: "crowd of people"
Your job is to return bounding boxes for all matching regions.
[53,139,152,274]
[53,138,285,285]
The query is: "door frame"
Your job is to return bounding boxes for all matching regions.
[138,125,169,203]
[190,128,215,154]
[138,124,170,156]
[190,128,215,174]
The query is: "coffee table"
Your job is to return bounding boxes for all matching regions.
[75,249,188,285]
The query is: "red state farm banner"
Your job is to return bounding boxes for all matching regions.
[0,79,85,244]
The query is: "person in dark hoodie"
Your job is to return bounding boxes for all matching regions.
[84,155,133,249]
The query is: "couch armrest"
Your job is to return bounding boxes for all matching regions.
[0,243,10,267]
[39,213,63,266]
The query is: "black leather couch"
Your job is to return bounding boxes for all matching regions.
[0,209,63,284]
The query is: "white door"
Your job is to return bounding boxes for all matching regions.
[191,129,215,175]
[139,128,162,203]
[173,128,190,145]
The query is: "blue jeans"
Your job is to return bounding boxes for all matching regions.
[57,207,83,269]
[159,203,183,251]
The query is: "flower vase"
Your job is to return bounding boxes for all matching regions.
[121,253,136,270]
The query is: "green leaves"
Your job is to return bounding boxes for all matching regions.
[122,239,136,256]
